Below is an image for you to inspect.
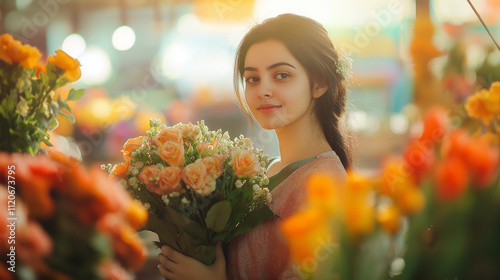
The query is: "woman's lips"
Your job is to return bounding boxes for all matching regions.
[257,104,282,114]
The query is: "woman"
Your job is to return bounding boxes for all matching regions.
[157,13,350,280]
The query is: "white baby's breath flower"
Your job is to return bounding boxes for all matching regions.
[144,203,151,210]
[49,90,56,100]
[263,177,269,185]
[131,168,139,176]
[129,177,139,189]
[156,163,165,170]
[235,179,243,188]
[266,192,272,204]
[169,192,180,198]
[16,97,30,117]
[162,195,170,206]
[253,184,260,193]
[244,138,252,147]
[118,179,128,187]
[181,197,189,204]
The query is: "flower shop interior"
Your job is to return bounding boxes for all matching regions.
[1,0,500,279]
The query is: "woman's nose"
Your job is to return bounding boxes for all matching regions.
[257,79,272,98]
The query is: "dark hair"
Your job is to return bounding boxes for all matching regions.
[234,13,352,169]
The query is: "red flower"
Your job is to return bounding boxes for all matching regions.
[435,155,469,201]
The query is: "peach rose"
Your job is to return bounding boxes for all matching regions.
[181,161,216,197]
[122,136,144,162]
[197,139,218,157]
[231,148,261,178]
[138,165,161,191]
[179,123,201,144]
[154,127,182,147]
[158,166,183,195]
[158,141,185,167]
[201,156,223,179]
[110,161,130,180]
[48,49,81,82]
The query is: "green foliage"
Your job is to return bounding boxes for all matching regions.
[0,60,83,155]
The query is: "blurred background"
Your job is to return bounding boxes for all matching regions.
[2,0,499,278]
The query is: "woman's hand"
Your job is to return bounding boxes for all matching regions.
[157,242,227,280]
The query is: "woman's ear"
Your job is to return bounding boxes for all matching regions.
[312,79,328,98]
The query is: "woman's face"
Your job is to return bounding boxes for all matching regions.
[243,39,319,130]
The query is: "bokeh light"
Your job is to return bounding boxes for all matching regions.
[112,25,136,51]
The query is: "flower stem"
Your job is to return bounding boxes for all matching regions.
[467,0,500,52]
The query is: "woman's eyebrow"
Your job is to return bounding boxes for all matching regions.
[267,62,295,70]
[243,62,296,73]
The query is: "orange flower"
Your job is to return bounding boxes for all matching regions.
[97,215,147,271]
[380,158,425,214]
[201,156,223,179]
[419,106,449,143]
[178,122,201,144]
[122,136,144,162]
[158,166,183,195]
[380,157,415,198]
[396,184,425,214]
[17,221,53,265]
[402,139,435,183]
[197,139,219,157]
[345,199,375,236]
[0,33,41,69]
[435,155,469,201]
[466,89,495,124]
[463,138,499,188]
[231,148,260,178]
[47,49,81,82]
[154,127,183,147]
[110,161,130,180]
[11,153,59,219]
[307,173,339,214]
[34,62,47,78]
[343,171,375,235]
[181,161,215,196]
[485,82,500,114]
[125,200,148,230]
[441,129,469,159]
[138,165,161,190]
[377,205,402,236]
[280,207,331,264]
[157,141,185,167]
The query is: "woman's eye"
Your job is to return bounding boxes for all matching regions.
[245,76,259,83]
[276,72,290,80]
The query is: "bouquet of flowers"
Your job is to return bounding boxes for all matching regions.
[0,150,148,280]
[280,167,424,280]
[105,119,274,265]
[0,33,83,155]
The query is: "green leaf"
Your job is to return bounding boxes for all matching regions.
[41,137,53,147]
[59,111,75,124]
[227,204,276,240]
[205,200,232,233]
[67,88,85,101]
[48,117,59,130]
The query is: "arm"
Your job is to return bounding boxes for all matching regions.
[157,243,227,280]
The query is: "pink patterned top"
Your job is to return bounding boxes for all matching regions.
[226,151,347,280]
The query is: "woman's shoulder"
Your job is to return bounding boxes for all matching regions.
[306,150,347,178]
[270,151,346,213]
